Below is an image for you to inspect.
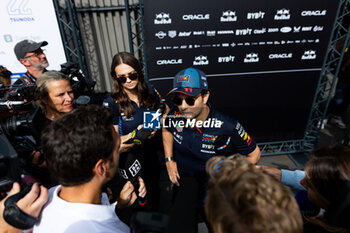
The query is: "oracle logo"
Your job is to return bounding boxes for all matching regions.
[156,59,183,65]
[301,10,327,16]
[183,14,210,20]
[269,53,293,59]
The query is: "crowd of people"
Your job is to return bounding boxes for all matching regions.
[0,39,349,233]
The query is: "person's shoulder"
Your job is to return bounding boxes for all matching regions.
[103,94,118,107]
[33,186,62,232]
[13,79,22,85]
[48,185,60,195]
[43,185,60,205]
[17,73,34,85]
[147,83,162,100]
[13,76,26,85]
[210,108,237,128]
[103,93,113,102]
[147,83,156,92]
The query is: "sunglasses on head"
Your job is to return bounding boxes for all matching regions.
[172,94,200,106]
[115,70,138,83]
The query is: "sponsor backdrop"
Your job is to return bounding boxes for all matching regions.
[144,0,340,142]
[0,0,66,82]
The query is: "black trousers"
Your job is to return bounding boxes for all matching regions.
[166,176,213,233]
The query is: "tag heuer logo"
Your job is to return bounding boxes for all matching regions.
[168,30,177,38]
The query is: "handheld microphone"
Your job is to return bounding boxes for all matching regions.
[123,128,152,145]
[156,99,166,116]
[118,152,146,205]
[214,135,237,155]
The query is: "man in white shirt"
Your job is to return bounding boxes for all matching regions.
[33,105,146,233]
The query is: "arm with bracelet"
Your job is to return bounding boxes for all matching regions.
[162,119,180,186]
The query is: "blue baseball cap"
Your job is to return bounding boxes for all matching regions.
[167,67,208,96]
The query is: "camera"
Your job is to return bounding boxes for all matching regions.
[0,85,36,114]
[60,62,96,97]
[1,107,46,142]
[0,62,95,191]
[0,62,95,114]
[0,107,46,192]
[0,130,21,193]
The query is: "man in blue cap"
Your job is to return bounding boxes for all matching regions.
[162,67,261,186]
[162,67,260,232]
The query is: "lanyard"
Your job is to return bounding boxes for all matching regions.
[25,72,36,83]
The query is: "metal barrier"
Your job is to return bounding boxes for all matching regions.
[55,0,142,92]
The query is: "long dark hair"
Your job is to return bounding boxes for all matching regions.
[110,52,155,118]
[305,145,350,208]
[304,145,350,232]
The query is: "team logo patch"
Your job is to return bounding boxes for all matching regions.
[176,123,183,132]
[202,134,217,143]
[243,132,252,145]
[174,111,182,118]
[177,75,189,82]
[236,123,252,145]
[173,131,183,144]
[122,115,134,121]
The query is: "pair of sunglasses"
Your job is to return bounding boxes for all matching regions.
[115,70,138,83]
[172,95,200,106]
[24,49,45,59]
